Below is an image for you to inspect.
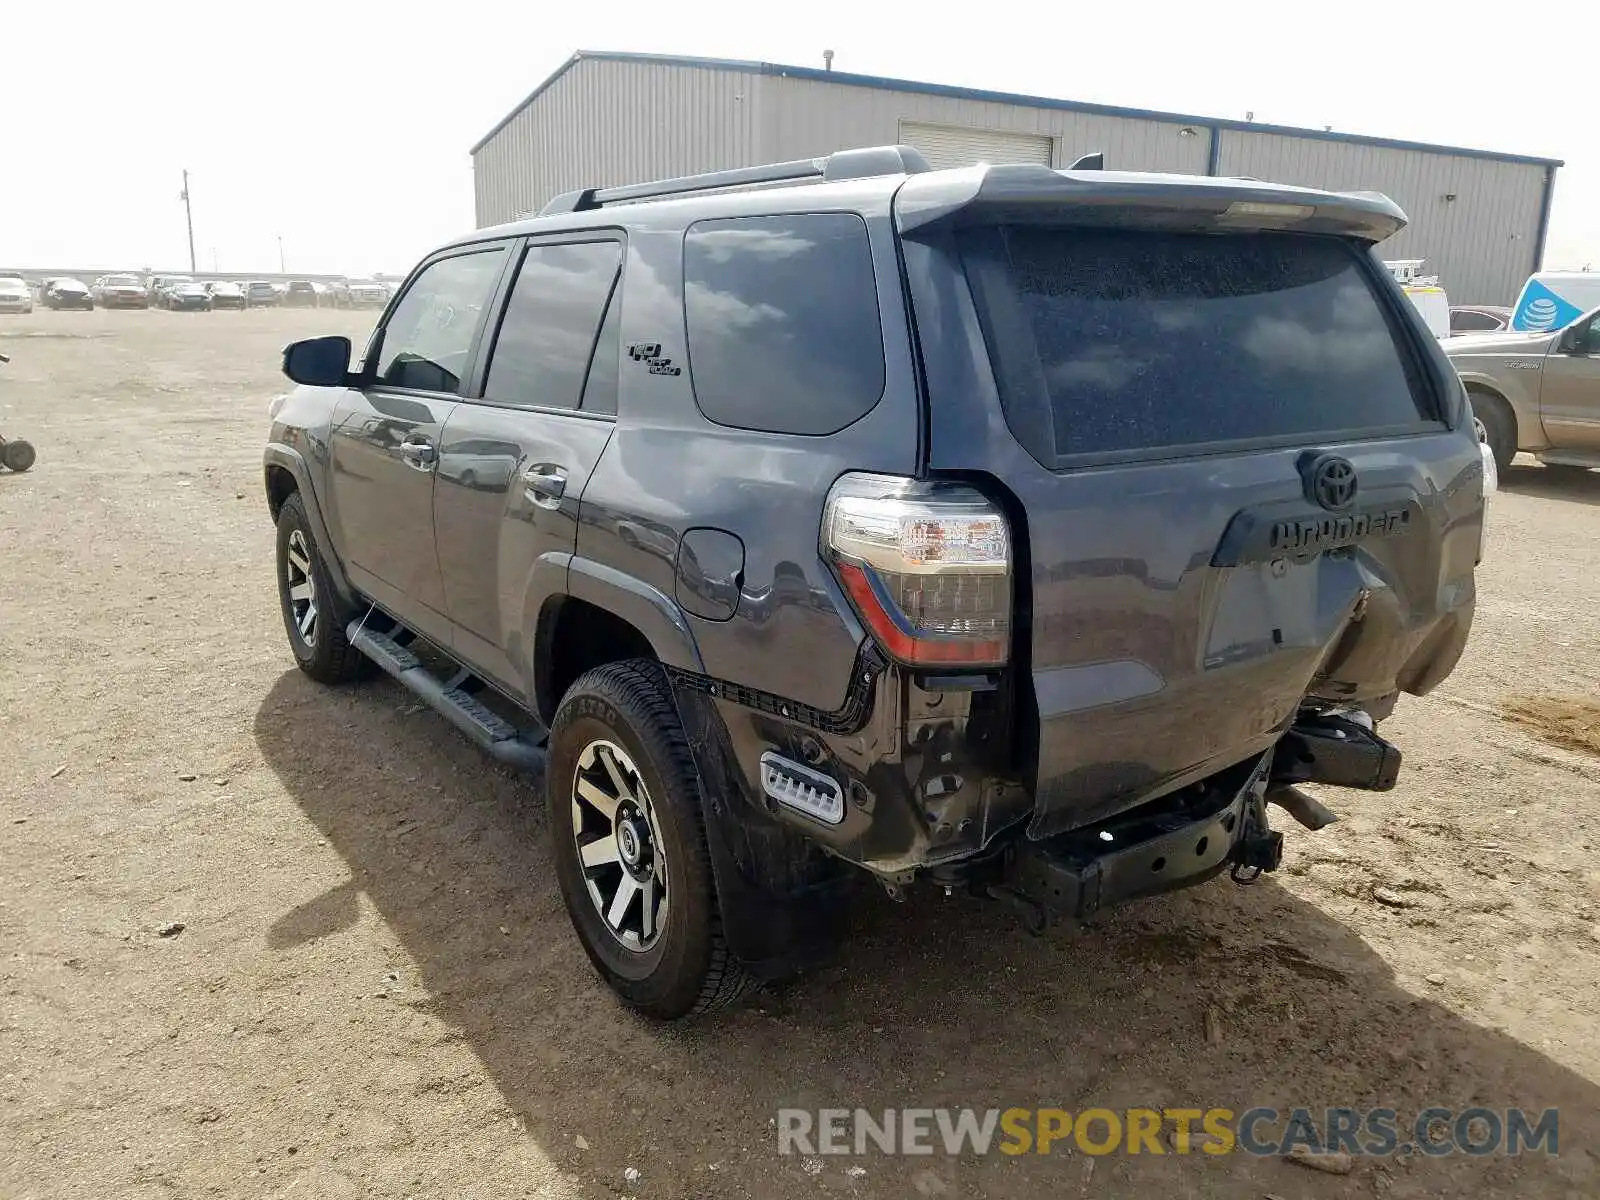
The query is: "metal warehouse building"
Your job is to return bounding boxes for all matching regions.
[471,51,1562,305]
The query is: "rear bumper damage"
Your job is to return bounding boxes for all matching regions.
[1003,762,1264,924]
[995,711,1399,926]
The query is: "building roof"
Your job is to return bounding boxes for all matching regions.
[470,50,1564,169]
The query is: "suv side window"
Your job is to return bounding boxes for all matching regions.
[683,214,885,435]
[483,240,623,412]
[374,249,505,394]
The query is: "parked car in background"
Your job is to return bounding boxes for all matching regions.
[347,280,390,307]
[206,280,246,309]
[1450,305,1512,335]
[283,281,325,308]
[0,276,33,314]
[1448,304,1600,474]
[163,281,212,311]
[148,275,195,306]
[324,279,352,309]
[41,278,94,310]
[245,281,281,308]
[94,274,151,308]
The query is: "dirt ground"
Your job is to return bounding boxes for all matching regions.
[1,308,1597,1200]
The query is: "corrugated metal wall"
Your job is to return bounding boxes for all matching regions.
[473,60,1547,304]
[473,58,761,226]
[1215,131,1546,304]
[759,75,1210,175]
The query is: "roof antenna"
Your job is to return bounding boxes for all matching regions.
[823,49,834,71]
[1068,151,1104,171]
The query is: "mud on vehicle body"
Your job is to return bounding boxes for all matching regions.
[265,147,1491,1018]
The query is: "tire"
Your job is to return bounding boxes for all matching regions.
[1469,389,1516,475]
[2,440,35,472]
[547,659,753,1019]
[274,492,368,684]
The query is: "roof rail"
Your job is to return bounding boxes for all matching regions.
[540,144,931,215]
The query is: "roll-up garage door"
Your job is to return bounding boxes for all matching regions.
[898,122,1054,170]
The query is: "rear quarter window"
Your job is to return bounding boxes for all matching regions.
[961,226,1436,464]
[683,214,885,436]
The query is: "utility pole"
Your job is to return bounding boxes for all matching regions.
[180,170,197,274]
[277,236,286,273]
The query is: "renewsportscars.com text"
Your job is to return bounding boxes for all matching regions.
[777,1106,1558,1158]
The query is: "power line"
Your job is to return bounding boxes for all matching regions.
[179,170,196,274]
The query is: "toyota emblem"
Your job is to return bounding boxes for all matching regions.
[1308,454,1358,511]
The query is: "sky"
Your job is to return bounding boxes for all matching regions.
[6,1,1595,286]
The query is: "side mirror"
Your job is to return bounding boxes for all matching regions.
[282,335,354,386]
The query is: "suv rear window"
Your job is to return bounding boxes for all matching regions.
[684,214,885,436]
[960,227,1434,463]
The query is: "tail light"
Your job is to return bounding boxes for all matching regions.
[822,472,1012,668]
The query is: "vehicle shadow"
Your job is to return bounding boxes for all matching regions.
[1501,461,1600,507]
[254,671,1598,1199]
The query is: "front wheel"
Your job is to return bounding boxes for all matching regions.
[547,659,752,1019]
[275,492,367,684]
[1470,390,1516,474]
[2,440,35,472]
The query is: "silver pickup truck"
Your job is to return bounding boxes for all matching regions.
[1447,305,1600,474]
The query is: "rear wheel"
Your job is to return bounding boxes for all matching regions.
[1469,389,1516,474]
[275,492,367,684]
[547,659,752,1019]
[2,440,35,472]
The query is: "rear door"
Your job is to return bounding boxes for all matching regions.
[433,235,623,694]
[1537,308,1600,450]
[325,245,507,644]
[904,218,1482,838]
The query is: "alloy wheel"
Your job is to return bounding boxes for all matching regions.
[571,739,668,951]
[284,529,318,647]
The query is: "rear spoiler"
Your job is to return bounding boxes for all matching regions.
[893,164,1407,243]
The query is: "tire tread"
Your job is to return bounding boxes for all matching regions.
[555,659,754,1017]
[276,492,368,685]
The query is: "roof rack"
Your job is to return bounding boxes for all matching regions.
[540,144,932,215]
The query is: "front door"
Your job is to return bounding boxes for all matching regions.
[1539,308,1600,451]
[434,236,625,696]
[325,245,508,643]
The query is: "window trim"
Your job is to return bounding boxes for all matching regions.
[361,240,514,401]
[682,210,887,437]
[458,229,628,420]
[960,226,1447,471]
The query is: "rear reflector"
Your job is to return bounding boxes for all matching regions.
[823,473,1011,668]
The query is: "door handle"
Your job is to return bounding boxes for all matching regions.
[400,438,436,470]
[522,465,567,509]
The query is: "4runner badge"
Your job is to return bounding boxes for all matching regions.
[627,342,682,376]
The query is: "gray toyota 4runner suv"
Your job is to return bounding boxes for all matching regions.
[265,146,1488,1018]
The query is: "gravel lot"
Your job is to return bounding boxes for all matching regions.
[1,309,1597,1199]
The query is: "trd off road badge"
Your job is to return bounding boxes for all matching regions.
[627,342,682,376]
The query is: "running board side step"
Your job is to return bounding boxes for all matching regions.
[346,621,547,774]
